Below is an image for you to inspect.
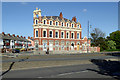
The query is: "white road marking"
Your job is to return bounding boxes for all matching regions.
[37,77,43,78]
[50,70,89,77]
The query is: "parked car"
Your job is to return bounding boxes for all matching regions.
[12,49,20,53]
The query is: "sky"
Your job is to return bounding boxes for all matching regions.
[2,2,118,38]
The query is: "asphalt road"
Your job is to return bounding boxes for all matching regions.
[2,53,119,79]
[2,54,116,62]
[2,63,114,78]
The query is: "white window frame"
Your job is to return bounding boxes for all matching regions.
[61,22,64,27]
[66,23,69,27]
[61,31,64,39]
[49,30,53,38]
[66,31,69,39]
[55,30,59,38]
[77,24,79,28]
[43,19,46,25]
[77,32,80,39]
[71,32,74,39]
[35,19,38,24]
[49,20,53,25]
[56,21,59,26]
[43,29,47,38]
[35,29,38,38]
[72,24,74,28]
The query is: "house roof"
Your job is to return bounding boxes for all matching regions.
[41,16,78,23]
[0,34,29,42]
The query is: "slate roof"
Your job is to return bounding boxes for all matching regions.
[0,34,29,42]
[41,16,78,23]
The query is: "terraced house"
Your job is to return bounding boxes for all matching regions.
[0,32,32,53]
[33,8,100,53]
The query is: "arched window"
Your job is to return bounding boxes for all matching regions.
[36,20,38,24]
[66,32,69,38]
[36,31,38,37]
[49,31,53,38]
[67,23,69,27]
[77,25,79,28]
[71,32,74,39]
[77,33,79,39]
[72,24,74,28]
[55,32,58,38]
[50,21,52,25]
[61,32,64,38]
[43,31,46,37]
[62,22,64,27]
[56,22,58,26]
[43,20,46,24]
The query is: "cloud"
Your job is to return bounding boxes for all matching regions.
[83,9,87,12]
[21,2,27,5]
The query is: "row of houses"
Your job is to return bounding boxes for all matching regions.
[0,32,34,53]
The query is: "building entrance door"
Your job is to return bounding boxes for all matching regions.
[66,43,69,51]
[49,43,53,51]
[77,43,80,51]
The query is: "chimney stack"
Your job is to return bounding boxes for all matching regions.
[31,37,33,39]
[17,35,19,37]
[8,33,10,36]
[72,16,77,22]
[28,36,30,39]
[59,12,63,19]
[21,36,23,38]
[24,37,26,39]
[12,34,15,37]
[2,32,5,35]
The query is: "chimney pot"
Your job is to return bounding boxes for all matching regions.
[2,32,5,35]
[12,34,15,37]
[21,36,23,38]
[28,36,30,39]
[59,12,63,19]
[72,16,77,22]
[24,37,26,39]
[8,33,10,36]
[17,35,19,37]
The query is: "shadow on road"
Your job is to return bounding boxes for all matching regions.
[1,62,15,76]
[87,59,120,79]
[105,52,120,58]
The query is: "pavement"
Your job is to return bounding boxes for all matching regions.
[1,52,120,79]
[2,64,115,78]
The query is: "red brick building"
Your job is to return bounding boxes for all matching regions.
[33,8,100,53]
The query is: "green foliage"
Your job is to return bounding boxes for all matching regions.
[90,28,106,51]
[104,49,120,51]
[107,30,120,49]
[107,40,116,50]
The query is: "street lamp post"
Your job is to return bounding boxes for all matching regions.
[87,21,89,53]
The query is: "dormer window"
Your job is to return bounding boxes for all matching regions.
[62,22,64,27]
[50,21,52,25]
[43,20,46,24]
[72,24,74,28]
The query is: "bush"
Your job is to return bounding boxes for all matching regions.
[104,49,120,51]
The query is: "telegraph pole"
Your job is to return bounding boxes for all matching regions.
[87,21,89,53]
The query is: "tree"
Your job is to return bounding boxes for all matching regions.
[107,40,116,50]
[90,28,105,47]
[107,30,120,49]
